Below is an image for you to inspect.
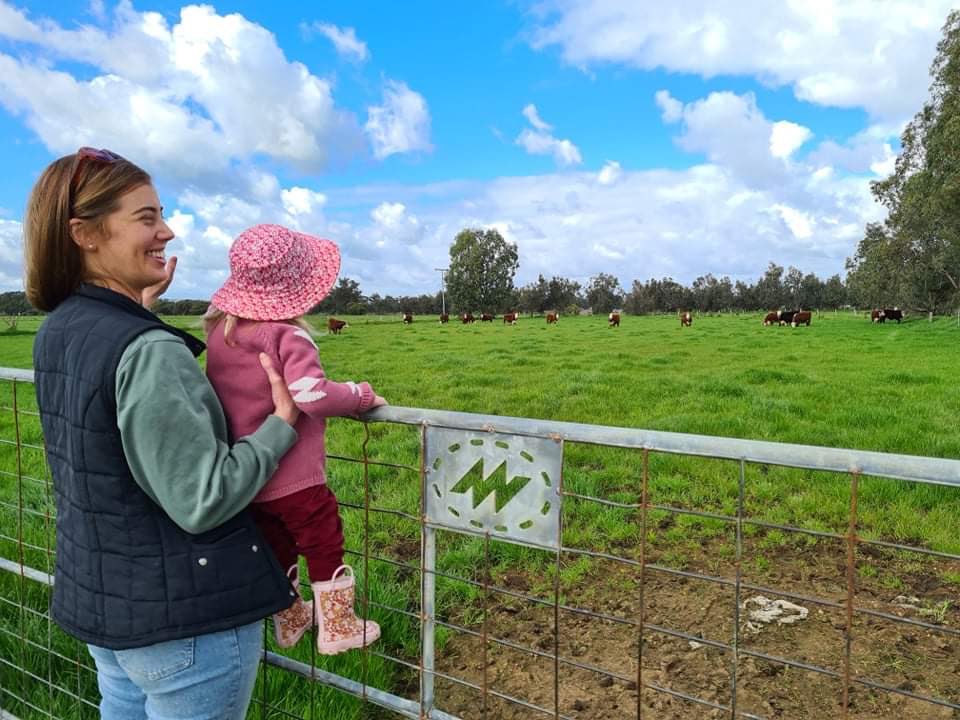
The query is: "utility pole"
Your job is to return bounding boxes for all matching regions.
[434,267,448,315]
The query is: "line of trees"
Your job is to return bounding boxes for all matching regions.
[0,262,856,318]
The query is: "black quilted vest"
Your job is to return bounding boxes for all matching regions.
[33,285,292,649]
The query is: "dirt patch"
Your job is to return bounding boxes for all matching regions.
[427,540,960,719]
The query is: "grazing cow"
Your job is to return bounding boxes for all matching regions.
[503,312,518,324]
[680,311,692,327]
[402,312,413,324]
[778,310,797,326]
[791,310,812,327]
[480,313,495,322]
[461,313,476,324]
[546,312,558,324]
[883,307,903,323]
[763,311,780,326]
[328,317,348,335]
[608,312,620,327]
[871,309,886,323]
[439,313,449,324]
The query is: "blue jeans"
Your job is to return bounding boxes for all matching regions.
[87,622,263,720]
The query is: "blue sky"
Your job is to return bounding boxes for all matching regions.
[0,1,952,298]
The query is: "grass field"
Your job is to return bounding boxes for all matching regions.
[2,310,959,718]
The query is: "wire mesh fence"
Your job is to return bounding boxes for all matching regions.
[2,367,959,719]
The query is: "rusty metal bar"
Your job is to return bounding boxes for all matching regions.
[731,460,744,718]
[842,471,860,718]
[637,448,649,720]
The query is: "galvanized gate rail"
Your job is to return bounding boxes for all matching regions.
[2,366,959,719]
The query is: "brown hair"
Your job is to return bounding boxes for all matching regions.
[23,151,151,311]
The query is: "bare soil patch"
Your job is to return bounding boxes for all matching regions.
[428,541,960,719]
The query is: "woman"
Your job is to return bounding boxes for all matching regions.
[25,147,301,720]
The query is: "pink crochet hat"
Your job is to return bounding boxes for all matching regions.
[212,224,340,321]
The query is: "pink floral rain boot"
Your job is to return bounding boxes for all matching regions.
[312,564,380,655]
[273,565,314,649]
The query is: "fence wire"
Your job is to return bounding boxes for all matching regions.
[1,368,959,719]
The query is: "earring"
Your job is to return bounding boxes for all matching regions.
[87,245,94,249]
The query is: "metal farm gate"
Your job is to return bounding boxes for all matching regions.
[1,367,958,719]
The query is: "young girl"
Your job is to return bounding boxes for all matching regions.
[204,223,386,654]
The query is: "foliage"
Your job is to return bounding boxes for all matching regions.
[585,273,622,313]
[848,10,960,312]
[446,228,519,314]
[0,291,38,315]
[312,277,363,314]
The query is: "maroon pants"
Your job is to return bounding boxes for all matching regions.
[250,484,344,583]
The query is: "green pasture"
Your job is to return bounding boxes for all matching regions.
[2,310,959,718]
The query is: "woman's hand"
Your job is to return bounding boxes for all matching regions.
[142,256,178,309]
[259,353,300,427]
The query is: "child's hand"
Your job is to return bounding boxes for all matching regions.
[369,394,388,409]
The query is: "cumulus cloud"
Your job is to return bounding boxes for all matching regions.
[515,104,582,167]
[529,0,953,121]
[597,160,622,185]
[769,121,812,159]
[365,80,433,159]
[808,124,903,177]
[657,90,794,186]
[0,219,23,291]
[305,22,369,63]
[0,3,363,185]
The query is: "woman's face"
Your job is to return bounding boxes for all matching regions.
[87,184,174,302]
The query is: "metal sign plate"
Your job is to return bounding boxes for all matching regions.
[425,427,562,550]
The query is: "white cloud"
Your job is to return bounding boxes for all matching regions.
[769,121,812,159]
[282,187,327,217]
[772,204,814,239]
[515,104,582,167]
[365,80,433,159]
[656,90,788,186]
[870,145,897,177]
[597,160,622,185]
[307,22,369,63]
[0,4,363,185]
[808,124,904,175]
[372,202,409,227]
[522,103,552,131]
[529,0,954,121]
[0,219,23,291]
[655,90,683,122]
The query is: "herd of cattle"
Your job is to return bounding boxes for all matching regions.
[326,307,906,334]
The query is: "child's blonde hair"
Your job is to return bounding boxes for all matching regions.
[203,304,313,346]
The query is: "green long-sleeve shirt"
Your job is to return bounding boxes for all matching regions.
[115,329,297,534]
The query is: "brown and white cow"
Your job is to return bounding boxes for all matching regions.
[328,317,348,334]
[883,307,903,323]
[402,312,413,324]
[680,311,692,327]
[871,309,885,323]
[608,312,620,327]
[546,312,558,324]
[791,310,812,327]
[763,311,780,326]
[778,310,797,326]
[439,313,449,323]
[480,313,494,322]
[461,313,476,324]
[503,312,518,324]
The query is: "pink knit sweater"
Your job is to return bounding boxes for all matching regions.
[205,319,375,502]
